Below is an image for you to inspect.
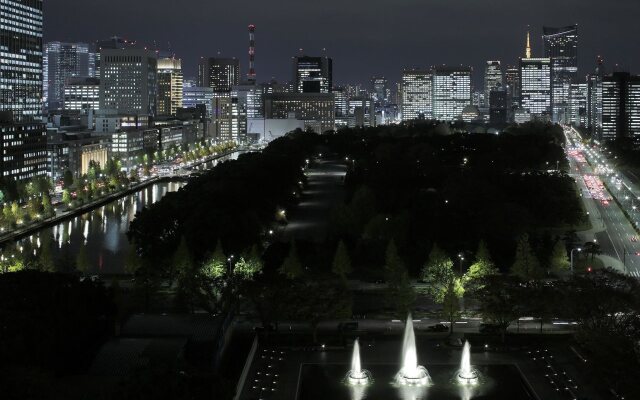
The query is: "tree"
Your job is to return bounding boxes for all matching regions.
[421,243,463,333]
[62,170,74,189]
[41,194,54,217]
[62,189,72,206]
[201,240,226,280]
[464,240,499,290]
[510,233,542,280]
[279,240,302,279]
[583,241,602,262]
[549,239,570,275]
[384,240,415,316]
[476,275,524,342]
[76,245,90,276]
[331,240,352,279]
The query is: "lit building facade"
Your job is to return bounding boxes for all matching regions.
[293,56,333,93]
[111,128,158,170]
[99,48,158,116]
[183,84,214,117]
[0,0,47,181]
[543,25,578,123]
[401,69,432,121]
[44,42,90,111]
[198,58,240,93]
[63,77,100,114]
[432,66,472,121]
[600,72,640,144]
[372,77,388,103]
[569,83,588,128]
[157,57,183,116]
[519,58,552,119]
[484,61,503,107]
[264,93,335,133]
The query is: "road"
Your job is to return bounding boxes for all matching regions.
[564,126,640,277]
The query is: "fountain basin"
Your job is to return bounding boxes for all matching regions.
[457,368,480,385]
[395,366,431,386]
[346,369,372,385]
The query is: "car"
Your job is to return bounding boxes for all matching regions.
[426,323,448,332]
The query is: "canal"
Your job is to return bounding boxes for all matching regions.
[2,151,242,275]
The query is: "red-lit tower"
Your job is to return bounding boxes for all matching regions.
[248,24,256,83]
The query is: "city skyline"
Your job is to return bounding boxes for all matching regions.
[44,0,640,86]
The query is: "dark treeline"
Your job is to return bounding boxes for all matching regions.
[325,121,583,276]
[128,131,319,269]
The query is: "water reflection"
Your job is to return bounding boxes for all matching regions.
[2,181,184,275]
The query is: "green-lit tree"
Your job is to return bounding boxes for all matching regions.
[201,240,226,280]
[384,239,415,316]
[549,239,570,275]
[62,189,72,206]
[41,193,54,217]
[464,240,499,290]
[279,240,303,279]
[510,233,542,280]
[421,243,464,333]
[331,240,352,280]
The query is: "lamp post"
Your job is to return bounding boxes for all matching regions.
[458,253,465,275]
[570,247,582,273]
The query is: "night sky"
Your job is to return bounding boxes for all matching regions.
[45,0,640,87]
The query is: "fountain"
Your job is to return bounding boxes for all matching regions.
[395,315,431,386]
[457,341,480,384]
[346,338,372,385]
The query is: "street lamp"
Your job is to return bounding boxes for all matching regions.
[570,247,582,273]
[458,253,465,275]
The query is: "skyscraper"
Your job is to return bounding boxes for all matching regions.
[157,57,183,116]
[44,42,90,111]
[587,56,605,135]
[372,77,388,104]
[432,66,472,121]
[0,0,47,181]
[293,56,333,93]
[569,82,588,128]
[505,66,520,107]
[519,58,552,120]
[63,77,100,114]
[401,69,432,121]
[198,58,240,93]
[484,61,503,107]
[543,25,578,123]
[1,0,44,122]
[99,48,158,116]
[600,72,640,144]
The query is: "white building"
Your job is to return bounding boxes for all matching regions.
[432,66,472,121]
[401,69,432,121]
[519,58,551,119]
[157,57,183,116]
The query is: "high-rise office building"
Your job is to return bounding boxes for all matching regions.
[1,0,44,123]
[401,70,432,121]
[432,66,472,121]
[372,77,388,103]
[489,89,508,125]
[99,48,158,116]
[293,56,333,93]
[519,58,552,120]
[93,37,133,79]
[157,57,183,116]
[183,82,215,117]
[198,58,240,93]
[44,42,91,111]
[504,66,520,105]
[484,61,503,107]
[543,25,578,123]
[600,72,640,144]
[569,83,588,128]
[0,0,47,181]
[63,77,100,114]
[587,56,605,135]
